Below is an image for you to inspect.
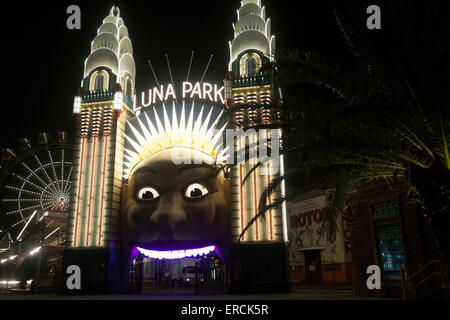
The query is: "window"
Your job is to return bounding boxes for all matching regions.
[376,223,405,276]
[246,57,257,76]
[372,200,399,220]
[94,74,105,92]
[126,79,133,97]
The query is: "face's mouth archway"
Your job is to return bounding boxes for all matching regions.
[136,245,217,260]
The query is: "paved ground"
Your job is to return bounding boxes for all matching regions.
[0,285,380,300]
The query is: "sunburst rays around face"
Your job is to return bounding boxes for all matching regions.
[123,101,228,180]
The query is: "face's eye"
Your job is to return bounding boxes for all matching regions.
[185,183,209,199]
[137,187,160,201]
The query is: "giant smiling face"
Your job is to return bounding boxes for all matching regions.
[121,150,231,260]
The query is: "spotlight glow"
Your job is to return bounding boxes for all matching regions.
[30,247,41,255]
[136,245,216,260]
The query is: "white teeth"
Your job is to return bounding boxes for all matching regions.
[124,104,228,179]
[137,245,216,260]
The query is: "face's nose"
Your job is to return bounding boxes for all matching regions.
[150,194,187,239]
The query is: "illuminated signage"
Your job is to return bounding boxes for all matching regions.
[136,245,217,260]
[290,208,326,228]
[133,81,225,113]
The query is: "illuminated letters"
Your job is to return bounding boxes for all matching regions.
[135,81,225,111]
[203,83,213,101]
[190,82,202,100]
[141,90,152,107]
[182,82,193,99]
[153,85,164,104]
[214,84,224,103]
[165,84,176,101]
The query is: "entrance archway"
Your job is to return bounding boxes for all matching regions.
[129,251,226,295]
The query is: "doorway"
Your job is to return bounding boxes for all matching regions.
[129,252,226,295]
[304,250,322,284]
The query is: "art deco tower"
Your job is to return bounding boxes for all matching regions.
[67,6,135,250]
[225,0,288,244]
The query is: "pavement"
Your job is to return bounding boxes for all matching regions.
[0,285,380,300]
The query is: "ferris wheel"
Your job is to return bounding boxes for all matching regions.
[0,132,73,242]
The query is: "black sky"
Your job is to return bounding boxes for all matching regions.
[1,0,353,149]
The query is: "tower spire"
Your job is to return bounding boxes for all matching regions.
[226,0,287,243]
[68,7,136,251]
[80,7,135,100]
[226,1,290,294]
[110,6,121,18]
[228,0,275,71]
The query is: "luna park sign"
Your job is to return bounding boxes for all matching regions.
[133,82,225,113]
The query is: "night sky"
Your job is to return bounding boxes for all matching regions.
[1,0,355,149]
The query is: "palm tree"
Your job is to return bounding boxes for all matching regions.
[236,0,450,262]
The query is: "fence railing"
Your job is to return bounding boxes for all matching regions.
[82,91,134,109]
[400,260,449,299]
[233,75,271,88]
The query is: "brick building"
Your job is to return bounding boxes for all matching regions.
[347,181,447,298]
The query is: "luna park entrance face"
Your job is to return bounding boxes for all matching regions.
[129,252,226,295]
